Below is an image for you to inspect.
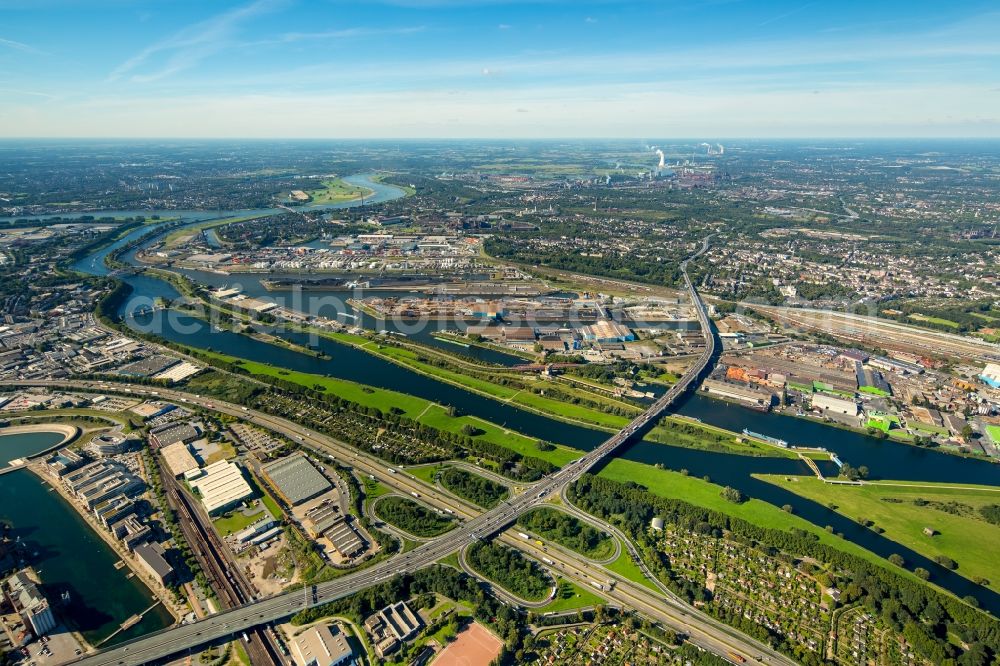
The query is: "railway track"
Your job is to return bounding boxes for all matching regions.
[161,469,282,665]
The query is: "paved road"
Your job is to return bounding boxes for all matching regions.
[3,235,790,666]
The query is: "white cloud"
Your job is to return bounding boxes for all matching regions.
[108,0,285,83]
[0,36,45,54]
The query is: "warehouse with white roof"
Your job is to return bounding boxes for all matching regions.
[188,460,254,515]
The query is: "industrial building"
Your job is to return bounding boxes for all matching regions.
[233,518,282,548]
[261,453,332,506]
[981,363,1000,389]
[303,501,365,558]
[581,319,635,343]
[160,441,199,478]
[869,355,924,375]
[149,421,200,448]
[291,623,354,666]
[702,378,775,410]
[811,392,859,416]
[187,460,254,515]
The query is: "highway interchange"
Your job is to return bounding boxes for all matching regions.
[7,235,794,666]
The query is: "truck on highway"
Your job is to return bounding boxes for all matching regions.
[387,468,397,474]
[727,653,746,664]
[590,581,605,591]
[542,557,554,565]
[410,491,420,498]
[517,532,530,540]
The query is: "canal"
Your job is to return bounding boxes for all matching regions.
[61,175,1000,614]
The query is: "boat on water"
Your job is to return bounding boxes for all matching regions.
[742,428,789,448]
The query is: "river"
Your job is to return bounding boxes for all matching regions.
[55,173,1000,613]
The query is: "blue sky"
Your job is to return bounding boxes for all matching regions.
[1,0,998,137]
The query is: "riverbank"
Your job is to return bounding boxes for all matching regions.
[695,389,997,464]
[0,469,175,646]
[595,459,937,587]
[754,474,1000,593]
[28,462,184,635]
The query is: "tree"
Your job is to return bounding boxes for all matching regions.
[889,554,905,567]
[720,486,746,504]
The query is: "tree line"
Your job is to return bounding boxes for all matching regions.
[569,474,1000,666]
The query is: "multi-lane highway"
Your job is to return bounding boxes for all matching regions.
[2,235,792,666]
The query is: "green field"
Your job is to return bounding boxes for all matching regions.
[212,501,273,537]
[406,464,442,485]
[603,550,660,593]
[305,178,373,204]
[986,425,1000,444]
[162,213,265,247]
[908,313,961,329]
[756,475,1000,589]
[373,495,455,538]
[646,417,799,459]
[518,507,617,560]
[369,342,633,430]
[190,348,581,468]
[596,459,931,582]
[911,421,949,435]
[866,418,891,433]
[536,579,605,613]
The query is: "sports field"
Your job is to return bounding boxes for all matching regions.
[431,622,503,666]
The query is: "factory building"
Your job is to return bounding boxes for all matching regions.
[303,501,365,558]
[980,363,1000,389]
[233,519,282,548]
[149,421,200,448]
[291,623,354,666]
[160,441,199,478]
[261,453,332,506]
[581,320,635,343]
[701,378,775,410]
[811,392,859,416]
[187,460,254,515]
